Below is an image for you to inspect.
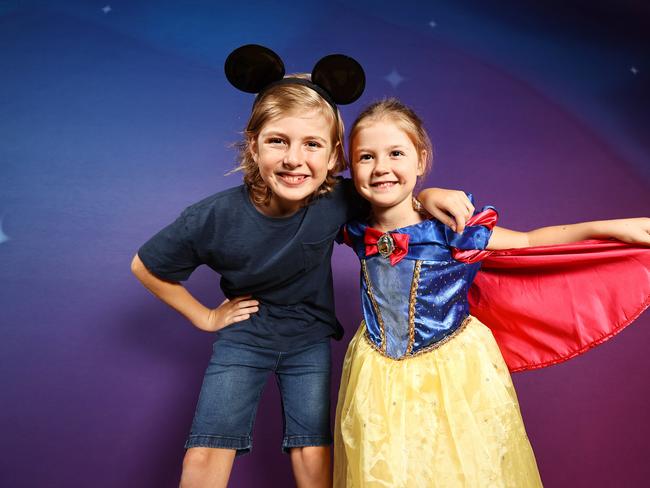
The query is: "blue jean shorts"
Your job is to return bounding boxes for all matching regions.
[184,338,332,455]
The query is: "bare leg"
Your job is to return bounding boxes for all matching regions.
[179,447,236,488]
[290,446,332,488]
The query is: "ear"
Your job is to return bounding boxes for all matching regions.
[417,149,427,176]
[327,142,340,171]
[249,137,259,163]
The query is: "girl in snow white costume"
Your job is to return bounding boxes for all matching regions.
[333,98,650,487]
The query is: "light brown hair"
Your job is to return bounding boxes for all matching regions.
[235,74,347,207]
[348,98,433,179]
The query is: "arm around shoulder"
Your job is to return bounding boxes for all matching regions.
[417,188,475,233]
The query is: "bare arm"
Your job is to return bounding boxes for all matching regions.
[487,218,650,250]
[417,188,475,234]
[130,254,258,332]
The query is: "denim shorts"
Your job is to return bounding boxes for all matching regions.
[184,338,332,455]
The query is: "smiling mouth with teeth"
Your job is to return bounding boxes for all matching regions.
[371,181,398,189]
[278,173,309,185]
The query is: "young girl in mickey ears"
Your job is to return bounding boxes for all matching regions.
[333,98,650,487]
[131,46,471,488]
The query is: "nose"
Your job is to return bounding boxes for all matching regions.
[283,145,303,168]
[372,156,390,176]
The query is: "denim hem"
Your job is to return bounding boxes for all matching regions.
[185,434,251,456]
[282,435,332,453]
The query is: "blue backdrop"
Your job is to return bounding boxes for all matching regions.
[1,1,649,486]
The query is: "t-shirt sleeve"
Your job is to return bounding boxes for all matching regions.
[137,207,203,282]
[340,177,370,222]
[335,224,351,246]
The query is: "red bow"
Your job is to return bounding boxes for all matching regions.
[364,227,410,265]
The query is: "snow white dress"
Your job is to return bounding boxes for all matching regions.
[334,204,650,488]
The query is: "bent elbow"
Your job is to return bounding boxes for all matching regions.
[130,254,144,276]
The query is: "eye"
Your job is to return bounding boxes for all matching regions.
[390,150,405,157]
[306,140,322,149]
[268,137,286,145]
[357,153,373,162]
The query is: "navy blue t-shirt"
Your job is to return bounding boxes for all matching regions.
[138,178,367,350]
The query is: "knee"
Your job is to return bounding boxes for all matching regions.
[180,448,235,488]
[292,445,331,478]
[182,448,211,474]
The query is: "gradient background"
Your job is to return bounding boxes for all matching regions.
[1,1,649,486]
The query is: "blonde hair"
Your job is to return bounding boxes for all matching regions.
[348,98,433,179]
[235,74,347,207]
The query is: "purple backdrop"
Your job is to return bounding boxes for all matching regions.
[1,1,649,487]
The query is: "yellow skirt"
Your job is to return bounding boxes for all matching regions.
[334,317,543,488]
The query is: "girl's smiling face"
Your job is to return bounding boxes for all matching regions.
[251,109,338,216]
[351,119,425,214]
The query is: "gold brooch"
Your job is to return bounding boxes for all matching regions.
[377,233,395,258]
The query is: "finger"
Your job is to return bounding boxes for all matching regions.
[428,208,457,231]
[446,201,469,233]
[236,300,259,308]
[450,193,473,220]
[456,191,473,208]
[224,313,249,326]
[231,295,253,303]
[449,201,469,219]
[237,305,260,314]
[454,213,467,234]
[229,313,251,324]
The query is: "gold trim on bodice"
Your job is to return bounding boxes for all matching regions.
[361,259,387,352]
[405,260,422,355]
[362,258,471,359]
[362,316,473,361]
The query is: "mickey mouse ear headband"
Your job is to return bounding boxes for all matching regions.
[224,44,365,111]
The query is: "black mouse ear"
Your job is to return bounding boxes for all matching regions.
[225,44,285,94]
[311,54,365,105]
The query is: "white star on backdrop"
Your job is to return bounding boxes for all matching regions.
[385,69,405,88]
[102,5,112,14]
[429,20,437,28]
[630,66,638,75]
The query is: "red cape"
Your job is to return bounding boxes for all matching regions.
[464,240,650,372]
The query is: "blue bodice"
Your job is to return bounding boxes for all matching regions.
[343,207,496,359]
